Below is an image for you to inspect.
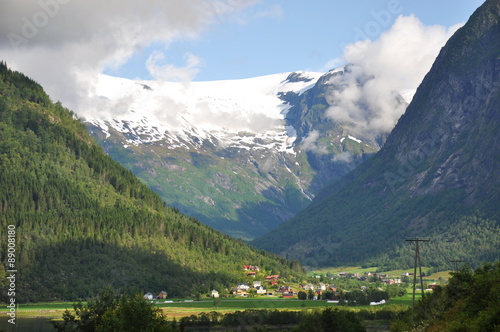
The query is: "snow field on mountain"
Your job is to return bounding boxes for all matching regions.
[88,72,323,152]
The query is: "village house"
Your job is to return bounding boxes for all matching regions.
[237,283,250,291]
[303,284,315,291]
[231,289,249,297]
[211,289,219,298]
[382,278,402,284]
[275,286,295,297]
[426,284,439,291]
[143,292,154,300]
[265,275,280,281]
[156,291,168,299]
[253,281,262,288]
[243,265,260,271]
[255,285,267,294]
[277,286,292,292]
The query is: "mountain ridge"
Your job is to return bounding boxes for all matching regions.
[251,0,500,269]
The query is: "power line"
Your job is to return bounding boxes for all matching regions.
[450,260,465,272]
[406,238,430,306]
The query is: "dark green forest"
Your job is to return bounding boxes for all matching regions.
[0,62,304,302]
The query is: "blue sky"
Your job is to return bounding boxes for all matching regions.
[104,0,485,81]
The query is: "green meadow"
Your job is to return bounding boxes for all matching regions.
[1,296,413,320]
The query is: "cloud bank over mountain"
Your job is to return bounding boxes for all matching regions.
[0,1,460,137]
[0,0,257,113]
[325,15,461,138]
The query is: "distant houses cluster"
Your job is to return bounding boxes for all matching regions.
[143,291,168,300]
[243,265,260,277]
[229,280,270,297]
[335,271,403,284]
[144,267,417,302]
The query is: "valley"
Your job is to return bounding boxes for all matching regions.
[0,0,499,330]
[85,69,398,240]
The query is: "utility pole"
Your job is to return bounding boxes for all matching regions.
[406,238,430,306]
[450,260,465,272]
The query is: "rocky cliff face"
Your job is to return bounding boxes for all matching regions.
[382,0,500,206]
[252,0,500,267]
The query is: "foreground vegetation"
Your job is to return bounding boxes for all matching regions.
[391,262,500,331]
[51,289,370,331]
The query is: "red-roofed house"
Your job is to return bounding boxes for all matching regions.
[265,275,280,281]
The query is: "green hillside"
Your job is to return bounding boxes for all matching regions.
[252,0,500,270]
[0,62,304,302]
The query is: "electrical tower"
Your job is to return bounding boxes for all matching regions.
[450,260,465,272]
[406,238,430,306]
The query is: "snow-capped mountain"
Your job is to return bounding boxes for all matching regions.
[85,68,409,240]
[87,71,324,152]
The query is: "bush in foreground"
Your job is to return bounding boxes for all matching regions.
[52,288,177,332]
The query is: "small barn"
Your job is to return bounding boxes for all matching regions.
[156,291,168,299]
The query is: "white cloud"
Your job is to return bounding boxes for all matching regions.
[301,130,328,154]
[146,51,203,82]
[324,15,461,139]
[332,152,353,163]
[0,0,258,115]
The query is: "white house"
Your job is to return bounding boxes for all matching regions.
[253,281,262,288]
[237,283,250,291]
[256,286,267,294]
[143,292,153,300]
[211,290,219,298]
[304,284,315,291]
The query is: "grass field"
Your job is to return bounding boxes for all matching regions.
[0,295,417,320]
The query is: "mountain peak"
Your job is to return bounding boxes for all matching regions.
[86,71,324,152]
[252,0,500,268]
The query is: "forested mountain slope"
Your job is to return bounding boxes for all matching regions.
[252,0,500,269]
[0,62,303,302]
